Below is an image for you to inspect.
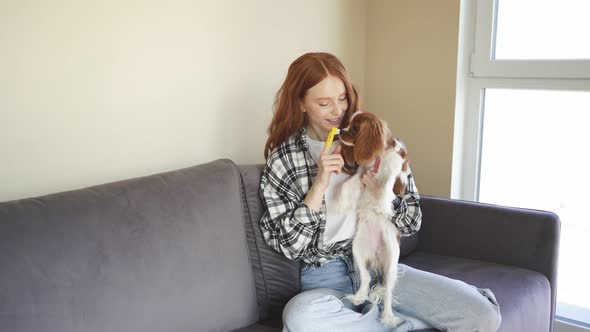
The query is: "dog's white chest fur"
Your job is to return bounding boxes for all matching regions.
[354,216,386,253]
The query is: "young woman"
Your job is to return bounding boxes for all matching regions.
[259,52,501,331]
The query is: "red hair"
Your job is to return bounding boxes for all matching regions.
[264,52,360,159]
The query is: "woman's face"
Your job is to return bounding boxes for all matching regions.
[302,75,348,141]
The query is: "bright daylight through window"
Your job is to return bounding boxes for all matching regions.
[460,0,590,327]
[479,89,590,325]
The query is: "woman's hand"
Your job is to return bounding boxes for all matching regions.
[361,168,379,193]
[304,145,343,212]
[315,145,344,191]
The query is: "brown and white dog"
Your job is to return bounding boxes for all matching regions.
[333,111,409,327]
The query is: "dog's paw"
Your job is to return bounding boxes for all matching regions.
[345,293,368,306]
[380,313,404,328]
[368,285,386,304]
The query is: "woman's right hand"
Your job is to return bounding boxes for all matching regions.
[315,145,344,191]
[304,145,343,212]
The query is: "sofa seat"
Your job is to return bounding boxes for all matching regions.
[238,251,551,332]
[233,322,281,332]
[401,251,552,332]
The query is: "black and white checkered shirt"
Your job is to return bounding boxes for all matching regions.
[259,127,422,265]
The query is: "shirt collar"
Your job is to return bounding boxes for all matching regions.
[295,127,309,150]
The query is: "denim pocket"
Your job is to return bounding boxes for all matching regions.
[301,257,346,277]
[300,257,355,293]
[301,263,317,273]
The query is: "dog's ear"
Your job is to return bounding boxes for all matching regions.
[354,118,385,164]
[340,143,357,174]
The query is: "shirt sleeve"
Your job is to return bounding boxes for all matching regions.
[390,169,422,236]
[258,153,322,260]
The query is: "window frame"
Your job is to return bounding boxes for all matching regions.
[470,0,590,79]
[452,0,590,202]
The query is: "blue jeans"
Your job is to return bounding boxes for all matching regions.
[282,256,501,332]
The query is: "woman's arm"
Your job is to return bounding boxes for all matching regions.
[259,155,322,261]
[390,170,422,236]
[259,144,343,260]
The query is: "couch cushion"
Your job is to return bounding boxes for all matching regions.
[0,159,258,332]
[239,165,300,322]
[400,231,419,258]
[232,322,281,332]
[401,251,551,332]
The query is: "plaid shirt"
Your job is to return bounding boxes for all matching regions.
[259,127,422,265]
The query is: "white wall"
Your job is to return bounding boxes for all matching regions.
[0,0,367,201]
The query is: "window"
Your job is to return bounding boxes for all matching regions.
[493,0,590,60]
[469,0,590,78]
[454,0,590,327]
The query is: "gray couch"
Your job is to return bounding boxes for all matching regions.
[0,159,560,332]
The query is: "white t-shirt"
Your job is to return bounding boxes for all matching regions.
[306,137,357,245]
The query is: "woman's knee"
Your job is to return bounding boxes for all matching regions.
[463,289,502,331]
[282,288,346,330]
[466,307,501,331]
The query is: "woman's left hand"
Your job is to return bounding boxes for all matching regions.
[361,169,379,192]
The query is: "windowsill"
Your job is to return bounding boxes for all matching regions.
[557,303,590,329]
[555,317,590,332]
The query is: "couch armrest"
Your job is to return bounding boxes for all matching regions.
[417,195,560,289]
[417,195,561,331]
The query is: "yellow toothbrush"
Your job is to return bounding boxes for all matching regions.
[325,127,340,148]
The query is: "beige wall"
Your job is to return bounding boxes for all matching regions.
[365,0,460,198]
[1,0,461,202]
[0,0,367,201]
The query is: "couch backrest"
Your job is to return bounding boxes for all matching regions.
[0,159,258,332]
[238,164,419,323]
[238,165,300,323]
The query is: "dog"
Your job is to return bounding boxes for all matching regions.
[333,111,409,327]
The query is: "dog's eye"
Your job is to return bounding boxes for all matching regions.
[350,124,360,133]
